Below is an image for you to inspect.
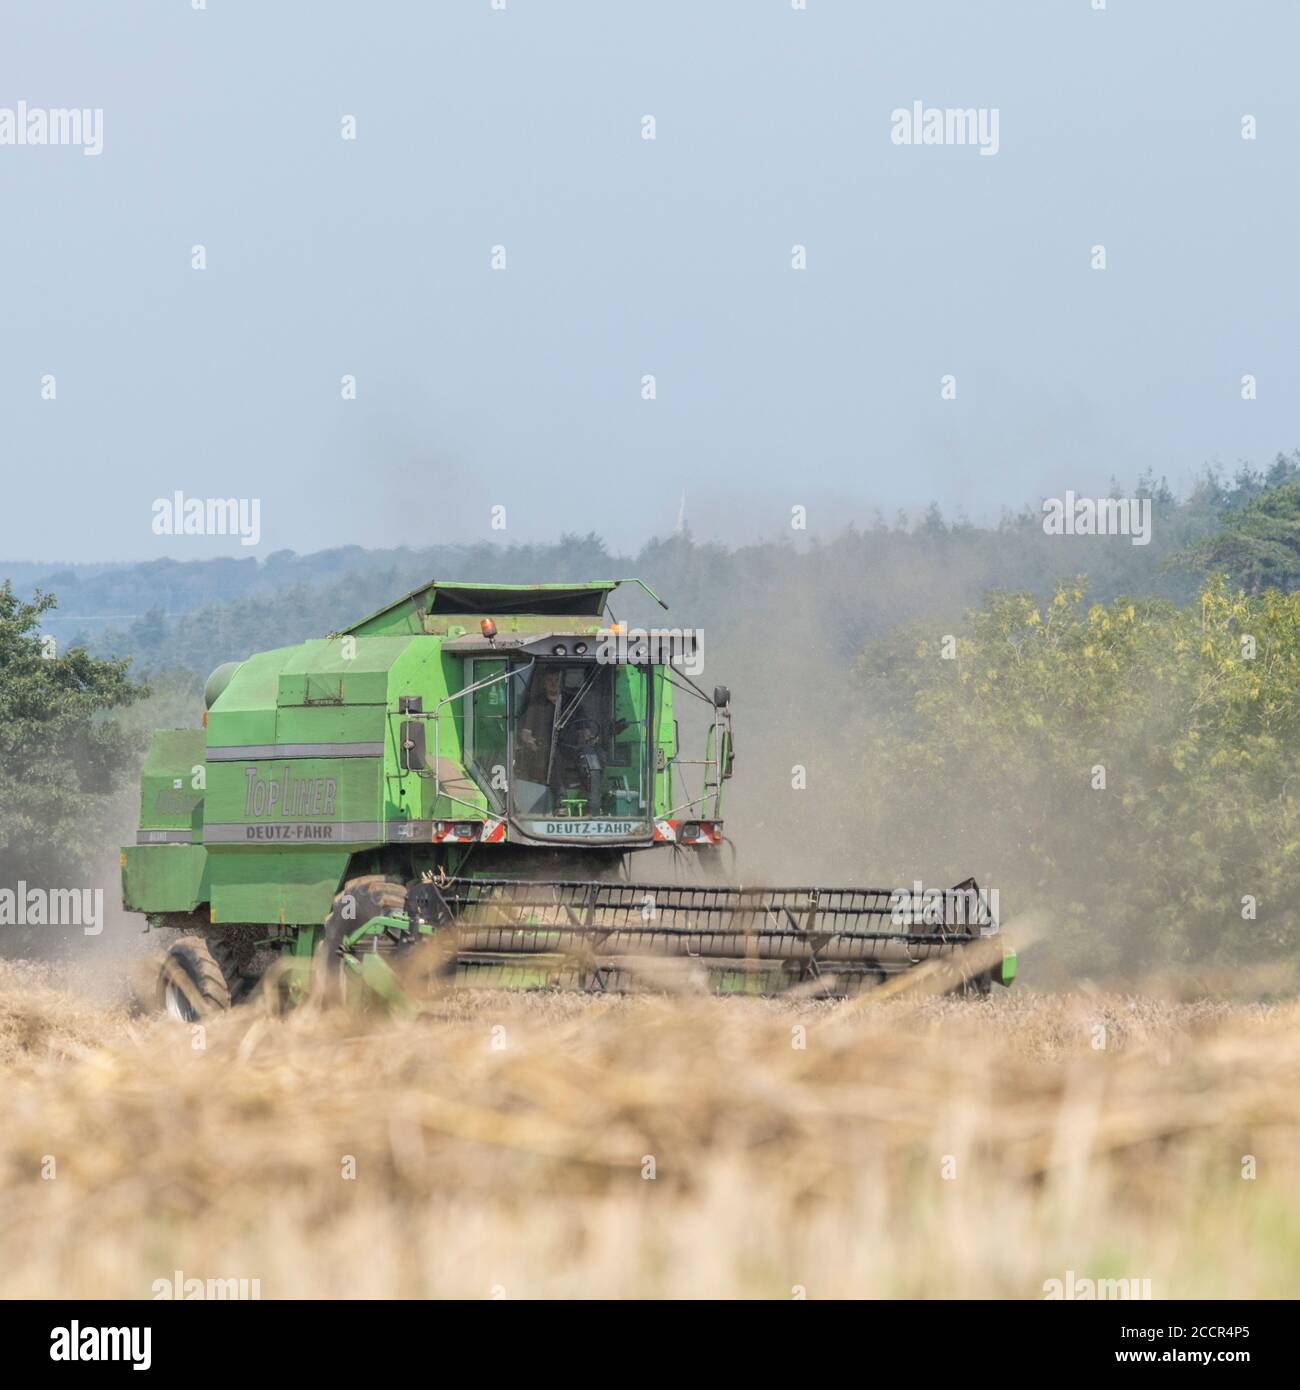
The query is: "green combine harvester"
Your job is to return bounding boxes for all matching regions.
[121,579,1015,1017]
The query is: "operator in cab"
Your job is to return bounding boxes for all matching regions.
[512,666,626,815]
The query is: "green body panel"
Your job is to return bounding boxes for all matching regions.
[202,634,450,924]
[122,580,702,929]
[137,729,206,836]
[124,727,209,914]
[121,843,209,913]
[204,645,287,749]
[1001,946,1018,986]
[208,847,354,925]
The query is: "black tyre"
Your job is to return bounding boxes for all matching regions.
[963,967,995,998]
[157,935,243,1021]
[319,875,410,997]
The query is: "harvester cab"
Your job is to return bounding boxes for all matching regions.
[121,578,1013,1016]
[395,579,729,855]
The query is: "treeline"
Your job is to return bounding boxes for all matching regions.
[39,453,1300,682]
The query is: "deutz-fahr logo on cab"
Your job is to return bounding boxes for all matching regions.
[529,819,641,837]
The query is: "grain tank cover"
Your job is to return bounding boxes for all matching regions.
[428,583,613,616]
[341,580,618,636]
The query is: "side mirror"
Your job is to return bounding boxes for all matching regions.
[399,720,427,771]
[713,685,730,708]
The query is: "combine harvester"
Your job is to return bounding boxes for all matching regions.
[121,580,1015,1017]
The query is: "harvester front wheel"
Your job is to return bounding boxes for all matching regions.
[158,936,241,1021]
[962,968,995,998]
[319,875,410,1001]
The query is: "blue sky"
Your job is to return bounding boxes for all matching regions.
[1,0,1296,558]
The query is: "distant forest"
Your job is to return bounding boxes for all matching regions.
[11,453,1300,684]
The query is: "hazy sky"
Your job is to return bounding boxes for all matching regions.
[2,1,1297,560]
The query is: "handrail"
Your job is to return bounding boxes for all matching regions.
[415,659,535,818]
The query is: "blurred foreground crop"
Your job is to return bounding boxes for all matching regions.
[0,961,1297,1299]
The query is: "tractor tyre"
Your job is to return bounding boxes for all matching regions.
[319,875,410,1000]
[964,967,995,998]
[158,935,242,1021]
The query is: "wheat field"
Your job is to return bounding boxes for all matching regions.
[0,955,1297,1300]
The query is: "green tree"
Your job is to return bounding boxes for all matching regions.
[0,583,147,894]
[1179,480,1300,592]
[851,577,1300,976]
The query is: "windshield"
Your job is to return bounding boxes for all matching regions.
[508,661,653,837]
